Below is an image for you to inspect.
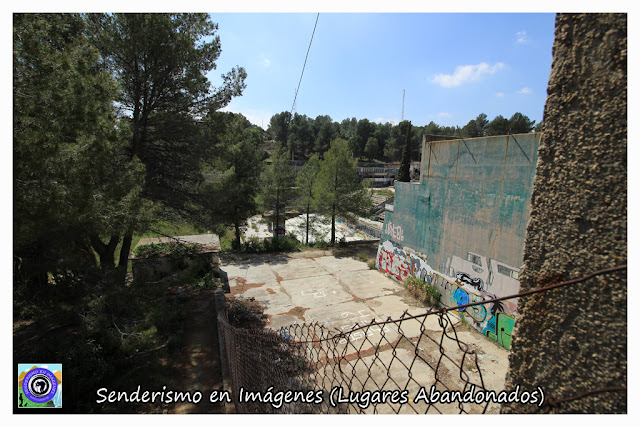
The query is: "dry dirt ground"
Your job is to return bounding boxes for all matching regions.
[169,289,225,414]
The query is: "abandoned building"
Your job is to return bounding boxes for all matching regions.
[377,132,540,349]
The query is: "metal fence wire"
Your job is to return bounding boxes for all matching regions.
[217,265,626,414]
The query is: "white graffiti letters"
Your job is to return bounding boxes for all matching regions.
[384,221,404,242]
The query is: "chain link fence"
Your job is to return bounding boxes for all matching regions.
[217,265,626,414]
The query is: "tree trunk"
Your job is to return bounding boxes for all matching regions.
[117,231,133,282]
[234,218,241,249]
[274,189,280,241]
[305,203,310,245]
[331,205,336,244]
[90,234,120,271]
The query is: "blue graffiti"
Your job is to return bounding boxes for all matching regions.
[453,288,469,310]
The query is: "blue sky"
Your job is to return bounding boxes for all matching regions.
[207,13,557,130]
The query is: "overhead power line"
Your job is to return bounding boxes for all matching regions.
[289,13,320,119]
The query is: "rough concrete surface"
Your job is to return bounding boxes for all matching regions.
[222,252,511,413]
[502,13,627,413]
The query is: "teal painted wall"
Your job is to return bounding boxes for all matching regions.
[377,133,540,349]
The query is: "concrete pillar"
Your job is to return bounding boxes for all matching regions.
[501,13,627,413]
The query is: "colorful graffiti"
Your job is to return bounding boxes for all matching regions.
[484,312,515,349]
[376,240,516,350]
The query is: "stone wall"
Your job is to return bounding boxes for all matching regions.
[502,13,627,413]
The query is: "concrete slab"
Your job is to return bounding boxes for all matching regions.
[221,253,507,414]
[313,256,370,274]
[364,294,441,338]
[239,286,294,316]
[338,270,401,300]
[279,275,353,308]
[268,314,304,331]
[269,258,327,281]
[304,300,399,352]
[220,264,249,289]
[244,263,278,284]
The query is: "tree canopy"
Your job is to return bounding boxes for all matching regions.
[14,13,145,283]
[88,13,248,272]
[313,139,372,244]
[262,111,539,163]
[260,142,297,240]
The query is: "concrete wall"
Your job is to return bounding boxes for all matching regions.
[377,133,540,349]
[502,14,627,413]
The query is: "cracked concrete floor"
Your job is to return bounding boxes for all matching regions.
[222,252,510,414]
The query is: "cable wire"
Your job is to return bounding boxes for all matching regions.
[289,13,319,119]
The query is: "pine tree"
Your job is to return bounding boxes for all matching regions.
[313,139,372,244]
[14,14,145,284]
[295,154,321,245]
[398,121,413,182]
[260,143,297,240]
[200,114,263,248]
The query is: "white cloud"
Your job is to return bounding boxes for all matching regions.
[517,87,532,95]
[496,92,505,97]
[431,62,505,88]
[262,58,271,68]
[438,112,451,117]
[516,31,529,44]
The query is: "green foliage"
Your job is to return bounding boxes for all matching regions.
[288,113,315,158]
[461,113,489,138]
[263,111,537,162]
[397,120,413,182]
[260,142,297,240]
[199,112,264,248]
[368,259,377,270]
[188,270,220,290]
[268,111,292,143]
[364,137,379,159]
[403,276,441,307]
[313,139,373,244]
[13,13,146,284]
[534,121,543,133]
[85,13,247,270]
[357,252,369,262]
[263,236,302,252]
[132,242,199,259]
[313,115,339,153]
[295,153,321,245]
[487,115,509,136]
[508,112,536,134]
[372,188,394,198]
[238,236,303,254]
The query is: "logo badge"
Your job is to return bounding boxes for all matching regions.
[18,364,62,408]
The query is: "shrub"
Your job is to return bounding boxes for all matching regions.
[189,270,221,290]
[226,297,267,329]
[368,260,377,270]
[262,236,301,253]
[242,237,263,253]
[357,252,368,262]
[133,242,199,259]
[403,276,441,307]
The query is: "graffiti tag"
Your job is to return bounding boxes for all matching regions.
[455,272,485,291]
[384,221,404,242]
